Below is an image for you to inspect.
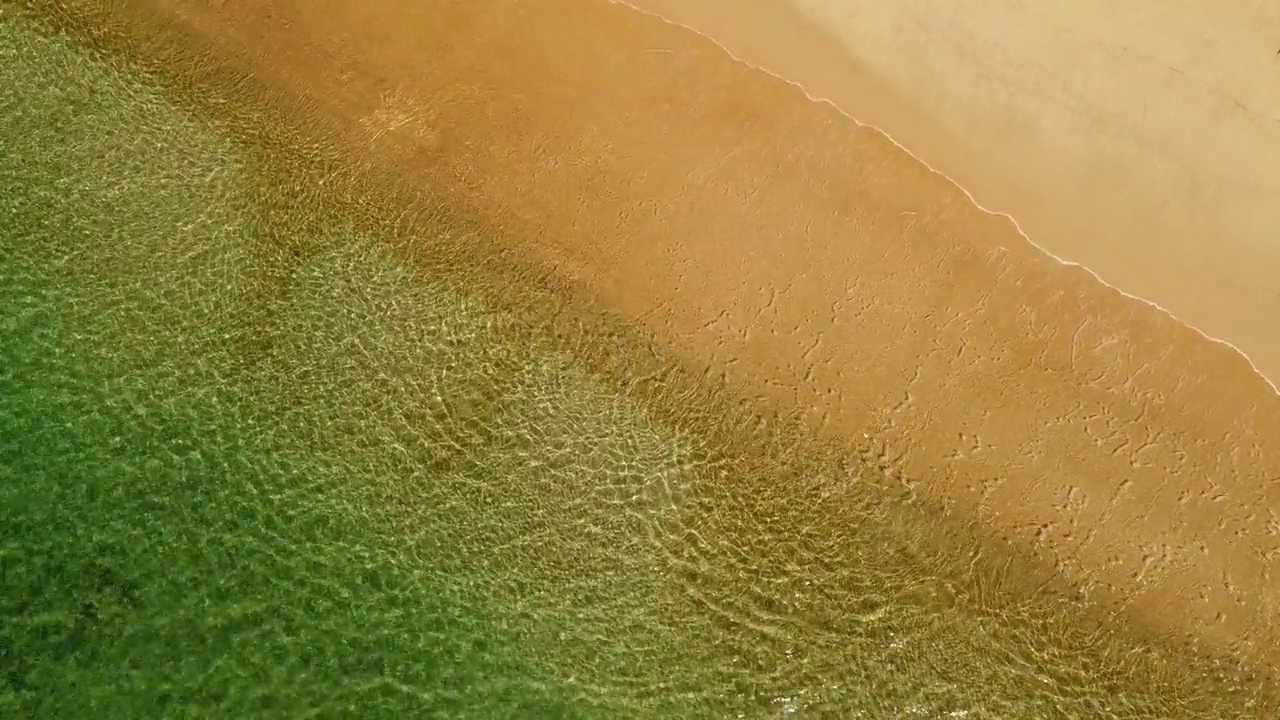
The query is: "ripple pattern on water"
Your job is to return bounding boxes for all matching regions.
[1,7,1273,718]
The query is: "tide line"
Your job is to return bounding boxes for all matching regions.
[610,0,1280,398]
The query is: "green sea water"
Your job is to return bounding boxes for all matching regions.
[0,9,1271,718]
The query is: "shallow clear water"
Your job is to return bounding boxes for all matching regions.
[0,10,1269,718]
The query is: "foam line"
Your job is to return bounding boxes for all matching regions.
[610,0,1280,398]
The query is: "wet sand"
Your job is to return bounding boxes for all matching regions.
[621,0,1280,388]
[46,0,1280,684]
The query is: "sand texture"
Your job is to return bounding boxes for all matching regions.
[42,0,1280,688]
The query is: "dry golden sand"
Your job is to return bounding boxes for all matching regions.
[45,0,1280,682]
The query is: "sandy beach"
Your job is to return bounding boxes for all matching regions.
[47,0,1280,687]
[623,0,1280,388]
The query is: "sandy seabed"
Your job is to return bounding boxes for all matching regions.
[37,0,1280,696]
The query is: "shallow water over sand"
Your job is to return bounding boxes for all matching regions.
[1,8,1274,718]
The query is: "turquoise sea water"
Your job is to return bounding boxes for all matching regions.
[0,9,1271,718]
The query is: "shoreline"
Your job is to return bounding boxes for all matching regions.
[617,0,1280,393]
[40,0,1280,688]
[612,0,1280,399]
